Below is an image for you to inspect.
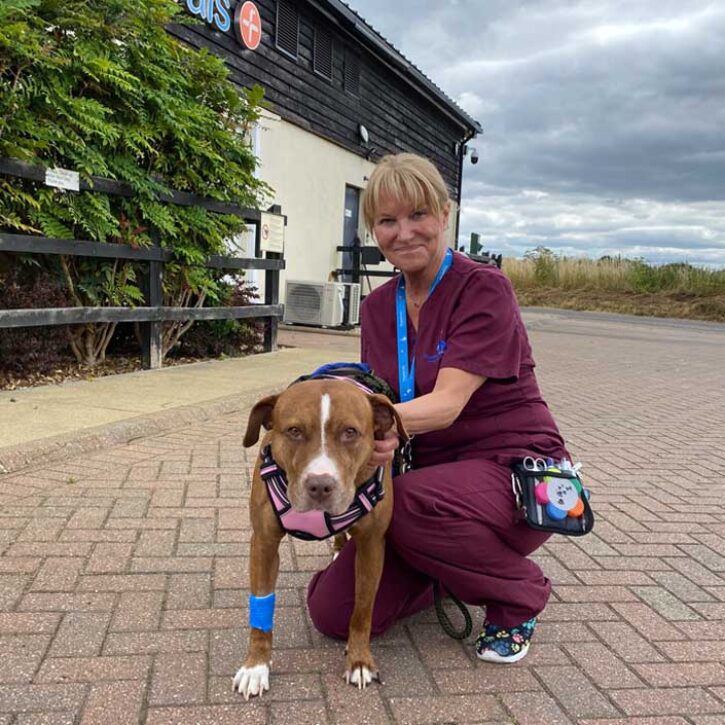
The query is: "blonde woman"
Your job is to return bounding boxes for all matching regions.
[308,153,568,663]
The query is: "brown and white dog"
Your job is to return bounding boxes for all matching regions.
[233,378,405,699]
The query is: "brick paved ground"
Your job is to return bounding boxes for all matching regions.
[1,314,724,723]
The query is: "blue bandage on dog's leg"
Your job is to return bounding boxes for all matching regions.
[249,592,276,632]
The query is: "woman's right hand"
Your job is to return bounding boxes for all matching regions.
[369,429,399,468]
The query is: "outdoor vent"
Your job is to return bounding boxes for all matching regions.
[284,281,361,327]
[313,28,333,80]
[276,0,299,59]
[344,50,360,96]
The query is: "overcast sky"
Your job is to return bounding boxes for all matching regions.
[345,0,725,267]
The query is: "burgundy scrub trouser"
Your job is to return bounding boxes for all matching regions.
[307,458,552,639]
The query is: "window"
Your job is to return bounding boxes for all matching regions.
[276,0,299,59]
[344,50,360,96]
[313,28,333,80]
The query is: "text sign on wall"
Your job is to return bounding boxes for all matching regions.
[235,2,262,50]
[259,212,285,253]
[184,1,263,51]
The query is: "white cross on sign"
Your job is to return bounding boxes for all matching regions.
[236,1,262,51]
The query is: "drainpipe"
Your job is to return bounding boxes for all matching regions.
[454,130,476,250]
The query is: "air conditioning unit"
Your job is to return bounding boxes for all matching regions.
[284,281,362,327]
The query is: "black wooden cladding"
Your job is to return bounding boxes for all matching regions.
[167,0,475,195]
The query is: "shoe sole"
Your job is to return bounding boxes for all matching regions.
[475,642,530,664]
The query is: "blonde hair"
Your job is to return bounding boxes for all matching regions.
[362,153,450,232]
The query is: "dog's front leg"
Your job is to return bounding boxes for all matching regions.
[233,529,283,699]
[345,531,385,688]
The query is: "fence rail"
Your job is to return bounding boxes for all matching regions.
[0,157,285,368]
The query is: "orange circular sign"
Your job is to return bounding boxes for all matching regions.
[235,1,262,51]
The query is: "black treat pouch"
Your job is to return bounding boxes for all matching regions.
[510,461,594,536]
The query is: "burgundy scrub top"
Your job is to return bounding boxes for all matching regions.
[360,251,567,468]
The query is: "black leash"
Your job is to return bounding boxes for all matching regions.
[433,580,473,640]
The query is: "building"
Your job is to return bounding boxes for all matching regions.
[169,0,481,302]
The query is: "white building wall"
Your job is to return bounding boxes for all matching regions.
[249,109,460,302]
[255,109,375,298]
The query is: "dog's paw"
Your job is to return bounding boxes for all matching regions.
[344,664,380,690]
[232,663,270,700]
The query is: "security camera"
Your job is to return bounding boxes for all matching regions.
[470,148,479,165]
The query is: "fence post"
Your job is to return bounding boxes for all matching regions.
[263,204,282,352]
[141,237,163,369]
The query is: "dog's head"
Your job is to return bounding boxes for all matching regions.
[244,379,406,515]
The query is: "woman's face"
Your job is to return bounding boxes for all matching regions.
[372,196,449,276]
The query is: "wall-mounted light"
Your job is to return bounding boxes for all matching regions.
[358,124,369,145]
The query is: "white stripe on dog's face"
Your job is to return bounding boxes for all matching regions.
[301,393,341,479]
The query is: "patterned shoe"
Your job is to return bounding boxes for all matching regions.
[475,617,537,664]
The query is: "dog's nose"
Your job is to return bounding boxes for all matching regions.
[304,474,337,502]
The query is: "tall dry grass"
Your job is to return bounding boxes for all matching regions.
[503,248,725,295]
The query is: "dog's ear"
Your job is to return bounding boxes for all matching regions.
[243,394,279,447]
[369,394,409,442]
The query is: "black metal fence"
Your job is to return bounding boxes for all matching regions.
[0,157,284,368]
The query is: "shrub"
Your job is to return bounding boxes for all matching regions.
[0,260,73,376]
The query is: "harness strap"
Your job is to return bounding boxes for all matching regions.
[260,445,385,541]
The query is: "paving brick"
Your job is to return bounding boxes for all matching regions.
[134,529,177,557]
[609,686,723,716]
[149,652,207,706]
[79,681,145,725]
[18,593,116,612]
[145,704,266,725]
[633,662,725,687]
[579,718,689,725]
[48,611,111,658]
[0,574,28,610]
[76,573,166,591]
[270,699,329,724]
[406,623,473,670]
[15,713,77,725]
[65,509,109,529]
[553,586,638,603]
[589,622,666,662]
[649,570,717,602]
[179,518,216,543]
[35,655,150,682]
[609,602,684,640]
[534,665,619,719]
[389,693,506,724]
[0,613,60,635]
[432,665,540,693]
[501,690,574,724]
[632,586,701,620]
[0,683,86,712]
[85,542,133,573]
[130,556,212,573]
[161,607,242,631]
[166,573,212,610]
[103,630,208,655]
[29,558,84,593]
[111,590,164,632]
[563,642,645,688]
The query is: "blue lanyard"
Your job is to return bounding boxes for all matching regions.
[396,248,453,402]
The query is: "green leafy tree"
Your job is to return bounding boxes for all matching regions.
[0,0,269,365]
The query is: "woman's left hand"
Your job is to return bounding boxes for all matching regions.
[369,429,399,467]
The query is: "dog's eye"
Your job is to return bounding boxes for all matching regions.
[341,427,360,441]
[286,426,304,441]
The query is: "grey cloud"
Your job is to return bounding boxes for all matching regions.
[346,0,725,265]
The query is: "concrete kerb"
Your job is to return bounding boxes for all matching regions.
[0,388,266,474]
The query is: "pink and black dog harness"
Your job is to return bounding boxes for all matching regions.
[259,362,390,541]
[259,445,385,541]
